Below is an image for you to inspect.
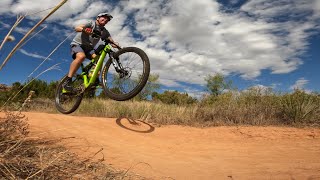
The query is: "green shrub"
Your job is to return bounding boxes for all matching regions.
[279,90,320,124]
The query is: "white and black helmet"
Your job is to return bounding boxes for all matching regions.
[97,13,113,21]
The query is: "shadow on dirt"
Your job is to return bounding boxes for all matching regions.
[116,117,155,133]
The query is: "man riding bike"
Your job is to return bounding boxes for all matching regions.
[63,12,119,92]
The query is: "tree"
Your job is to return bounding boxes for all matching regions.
[24,79,49,98]
[46,81,58,99]
[152,90,197,105]
[205,73,232,96]
[135,74,160,100]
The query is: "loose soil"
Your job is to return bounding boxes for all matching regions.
[13,112,320,179]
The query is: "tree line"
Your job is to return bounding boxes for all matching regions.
[2,73,229,105]
[1,73,318,108]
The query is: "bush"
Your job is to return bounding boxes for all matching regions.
[279,90,320,124]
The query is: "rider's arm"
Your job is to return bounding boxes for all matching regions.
[107,36,116,44]
[107,36,120,48]
[101,29,119,48]
[76,25,93,34]
[75,25,85,32]
[75,21,93,33]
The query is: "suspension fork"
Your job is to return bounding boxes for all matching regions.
[110,52,129,78]
[110,52,122,72]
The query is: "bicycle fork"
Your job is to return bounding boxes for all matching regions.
[110,53,128,78]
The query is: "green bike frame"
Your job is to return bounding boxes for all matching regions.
[81,44,112,89]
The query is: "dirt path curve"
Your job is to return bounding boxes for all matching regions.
[21,112,320,179]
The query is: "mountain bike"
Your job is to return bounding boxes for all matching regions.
[55,42,150,114]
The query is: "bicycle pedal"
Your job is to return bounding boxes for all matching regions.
[90,85,101,90]
[62,86,83,94]
[62,88,76,95]
[62,88,68,93]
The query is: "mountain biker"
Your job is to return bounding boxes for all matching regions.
[63,13,119,91]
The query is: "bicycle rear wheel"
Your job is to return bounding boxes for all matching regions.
[55,75,84,114]
[101,47,150,101]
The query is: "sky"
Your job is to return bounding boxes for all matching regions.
[0,0,320,97]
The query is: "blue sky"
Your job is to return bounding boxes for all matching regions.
[0,0,320,97]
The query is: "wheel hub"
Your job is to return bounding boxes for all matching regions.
[119,67,132,79]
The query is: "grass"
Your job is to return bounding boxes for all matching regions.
[20,89,320,127]
[0,111,143,179]
[0,112,143,179]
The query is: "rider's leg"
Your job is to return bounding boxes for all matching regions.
[63,52,86,91]
[63,42,97,91]
[68,52,86,78]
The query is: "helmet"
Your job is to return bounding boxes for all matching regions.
[97,13,113,21]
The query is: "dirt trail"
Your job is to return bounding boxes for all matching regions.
[13,112,320,179]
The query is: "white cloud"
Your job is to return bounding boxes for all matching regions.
[314,0,320,16]
[290,78,309,90]
[121,0,148,12]
[0,21,11,29]
[62,1,111,27]
[0,0,13,14]
[19,49,48,60]
[10,0,89,21]
[14,26,30,34]
[158,79,182,88]
[114,0,320,87]
[1,0,319,90]
[183,88,207,100]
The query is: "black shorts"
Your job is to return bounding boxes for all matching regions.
[70,44,95,59]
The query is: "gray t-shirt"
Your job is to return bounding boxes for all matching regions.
[71,20,111,49]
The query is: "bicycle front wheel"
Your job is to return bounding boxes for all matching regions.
[101,47,150,101]
[55,75,84,114]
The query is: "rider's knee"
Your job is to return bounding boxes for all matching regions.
[75,53,86,62]
[91,53,97,59]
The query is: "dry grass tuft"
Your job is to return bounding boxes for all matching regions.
[0,112,90,178]
[0,111,143,179]
[0,91,144,179]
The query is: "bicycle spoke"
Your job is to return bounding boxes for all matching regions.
[105,52,144,94]
[102,47,150,101]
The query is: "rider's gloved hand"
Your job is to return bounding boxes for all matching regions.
[82,27,92,34]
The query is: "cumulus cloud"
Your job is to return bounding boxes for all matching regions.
[290,78,309,90]
[10,0,89,21]
[0,0,13,14]
[115,0,320,87]
[1,0,319,90]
